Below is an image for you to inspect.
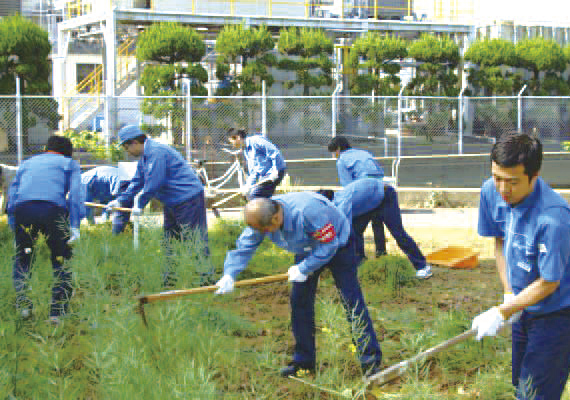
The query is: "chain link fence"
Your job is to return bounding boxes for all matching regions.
[1,94,569,168]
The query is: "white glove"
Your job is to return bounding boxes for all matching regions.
[131,206,142,216]
[266,170,279,183]
[240,185,251,196]
[471,307,505,341]
[105,199,121,212]
[68,228,80,244]
[215,275,235,295]
[503,292,523,323]
[287,264,308,282]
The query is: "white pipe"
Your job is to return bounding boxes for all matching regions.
[185,81,192,162]
[16,75,22,166]
[518,84,527,133]
[262,80,267,137]
[458,85,466,155]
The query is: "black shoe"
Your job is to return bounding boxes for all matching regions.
[280,362,316,377]
[375,251,387,258]
[362,362,382,379]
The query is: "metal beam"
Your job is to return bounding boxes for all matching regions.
[110,9,472,34]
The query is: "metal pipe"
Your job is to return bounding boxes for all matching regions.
[518,84,527,133]
[16,75,22,166]
[458,84,466,155]
[262,80,267,137]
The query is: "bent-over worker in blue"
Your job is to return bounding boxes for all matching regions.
[227,128,286,200]
[215,193,382,378]
[107,125,210,287]
[473,134,570,400]
[328,136,387,257]
[81,166,132,234]
[317,178,432,279]
[7,135,84,323]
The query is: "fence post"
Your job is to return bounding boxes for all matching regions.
[397,86,404,160]
[262,80,267,137]
[16,75,22,166]
[517,84,527,133]
[332,87,337,138]
[104,80,112,154]
[186,83,192,162]
[458,85,466,155]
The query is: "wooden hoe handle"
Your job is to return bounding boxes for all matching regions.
[138,273,289,305]
[364,328,476,386]
[85,201,133,213]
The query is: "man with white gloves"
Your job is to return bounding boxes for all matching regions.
[474,133,570,400]
[216,193,382,378]
[7,135,84,322]
[226,128,286,200]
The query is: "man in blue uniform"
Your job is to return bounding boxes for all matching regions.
[7,135,84,322]
[215,194,382,378]
[327,136,387,258]
[82,166,131,234]
[317,178,432,279]
[227,128,286,199]
[107,125,210,286]
[473,134,570,400]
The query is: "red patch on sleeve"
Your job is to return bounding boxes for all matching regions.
[312,223,336,243]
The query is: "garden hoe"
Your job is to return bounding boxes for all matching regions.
[363,328,477,386]
[136,273,289,327]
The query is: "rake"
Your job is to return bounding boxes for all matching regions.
[136,273,289,326]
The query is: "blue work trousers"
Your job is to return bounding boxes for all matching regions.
[247,169,286,200]
[353,185,426,270]
[162,191,210,284]
[13,201,73,317]
[291,234,382,369]
[512,308,570,400]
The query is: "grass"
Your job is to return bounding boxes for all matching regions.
[0,214,568,399]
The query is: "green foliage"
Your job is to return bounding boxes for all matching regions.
[516,37,567,76]
[63,130,124,162]
[216,24,274,65]
[562,141,570,152]
[465,39,517,67]
[277,28,334,96]
[359,255,417,297]
[0,15,61,146]
[215,25,275,96]
[349,34,407,95]
[137,22,207,143]
[136,22,205,63]
[465,39,523,96]
[407,35,460,96]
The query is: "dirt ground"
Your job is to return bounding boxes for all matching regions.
[211,216,503,398]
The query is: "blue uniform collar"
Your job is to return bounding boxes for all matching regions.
[275,199,293,233]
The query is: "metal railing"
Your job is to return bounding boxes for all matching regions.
[1,93,569,187]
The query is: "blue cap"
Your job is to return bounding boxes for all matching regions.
[118,125,143,145]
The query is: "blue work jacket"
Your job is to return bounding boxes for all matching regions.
[244,135,286,187]
[117,138,203,208]
[223,192,350,278]
[336,148,384,186]
[7,152,83,228]
[479,177,570,315]
[333,178,385,221]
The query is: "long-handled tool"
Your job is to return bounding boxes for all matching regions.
[363,328,476,386]
[136,273,289,326]
[85,201,139,248]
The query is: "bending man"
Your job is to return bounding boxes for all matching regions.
[327,136,386,257]
[227,128,286,199]
[7,135,83,323]
[107,125,210,287]
[215,194,382,378]
[318,178,432,279]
